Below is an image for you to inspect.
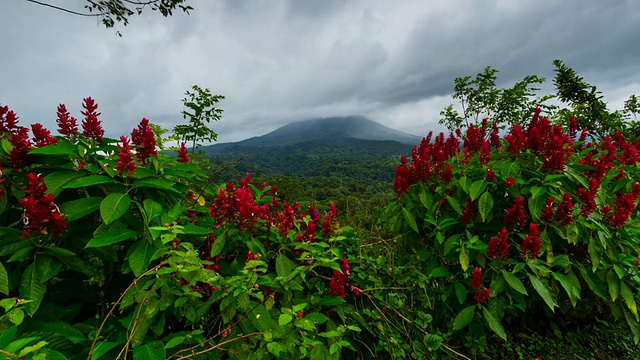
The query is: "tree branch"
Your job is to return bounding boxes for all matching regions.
[24,0,104,17]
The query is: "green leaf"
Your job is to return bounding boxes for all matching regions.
[129,241,156,277]
[482,306,507,340]
[304,312,329,324]
[429,268,450,278]
[164,336,184,350]
[276,254,294,278]
[19,263,46,316]
[606,270,620,302]
[446,195,463,215]
[530,186,546,199]
[527,273,557,311]
[469,179,487,201]
[0,326,17,349]
[44,171,85,197]
[503,271,527,295]
[454,282,467,305]
[91,342,120,360]
[402,207,419,233]
[0,261,8,295]
[59,197,102,221]
[459,246,469,272]
[132,340,166,360]
[210,233,226,257]
[621,281,638,317]
[423,334,442,351]
[552,272,581,307]
[143,199,163,224]
[318,296,346,307]
[279,313,293,326]
[64,175,118,189]
[528,196,545,220]
[578,264,607,300]
[478,192,494,222]
[29,140,77,156]
[501,161,520,179]
[588,237,603,272]
[131,178,180,193]
[267,342,282,357]
[452,305,475,331]
[34,255,62,282]
[181,224,210,235]
[458,176,472,194]
[86,229,139,248]
[100,193,131,225]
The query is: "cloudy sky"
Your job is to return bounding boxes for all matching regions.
[1,0,639,142]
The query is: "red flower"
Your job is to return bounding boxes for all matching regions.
[540,197,555,224]
[0,106,22,134]
[81,97,104,140]
[461,197,475,225]
[116,136,136,176]
[487,228,509,261]
[31,123,58,147]
[479,140,491,165]
[474,288,492,304]
[505,177,515,187]
[486,168,496,181]
[56,104,78,137]
[504,196,527,229]
[19,173,67,238]
[131,118,157,164]
[470,267,491,303]
[8,128,33,170]
[520,222,542,259]
[177,142,189,163]
[554,193,574,226]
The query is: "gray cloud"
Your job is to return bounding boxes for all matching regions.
[1,0,639,142]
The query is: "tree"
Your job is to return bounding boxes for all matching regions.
[25,0,193,31]
[173,85,225,153]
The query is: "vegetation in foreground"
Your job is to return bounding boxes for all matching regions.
[1,62,640,359]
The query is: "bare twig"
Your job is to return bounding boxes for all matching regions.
[24,0,104,17]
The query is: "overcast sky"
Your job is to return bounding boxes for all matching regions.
[1,0,639,142]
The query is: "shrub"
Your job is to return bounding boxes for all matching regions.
[383,109,640,352]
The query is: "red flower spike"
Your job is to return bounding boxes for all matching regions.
[116,136,136,176]
[470,267,483,291]
[56,104,78,137]
[504,196,527,229]
[505,177,515,187]
[486,168,496,181]
[520,222,542,260]
[81,97,104,140]
[8,128,33,170]
[31,123,58,147]
[178,142,189,163]
[487,228,509,261]
[19,173,67,238]
[131,118,157,165]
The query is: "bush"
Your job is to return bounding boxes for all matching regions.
[381,109,640,353]
[0,99,365,359]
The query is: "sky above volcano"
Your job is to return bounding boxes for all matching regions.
[1,0,639,142]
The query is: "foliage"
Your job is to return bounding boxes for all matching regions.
[385,107,640,354]
[0,99,371,359]
[173,85,225,154]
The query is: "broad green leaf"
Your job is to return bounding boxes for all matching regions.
[429,267,450,278]
[446,195,463,215]
[452,306,475,331]
[267,342,282,357]
[318,296,345,307]
[304,312,329,324]
[423,334,442,351]
[91,341,121,360]
[4,337,39,355]
[552,272,581,307]
[29,140,77,156]
[606,270,620,302]
[100,193,131,225]
[621,281,638,316]
[0,261,8,295]
[502,271,527,295]
[210,233,226,257]
[143,199,163,224]
[38,321,85,340]
[458,176,472,194]
[132,340,165,360]
[279,313,293,326]
[529,186,546,199]
[164,336,184,350]
[86,229,139,248]
[249,305,277,332]
[402,207,419,233]
[482,306,507,340]
[459,246,469,272]
[19,263,45,316]
[276,254,295,277]
[59,197,102,221]
[478,192,494,222]
[181,224,210,235]
[131,178,179,193]
[528,196,545,221]
[624,309,640,344]
[501,161,520,179]
[454,282,467,305]
[588,237,603,272]
[129,241,156,277]
[64,175,118,189]
[34,255,62,282]
[44,171,85,197]
[469,179,487,201]
[527,273,557,311]
[0,326,17,349]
